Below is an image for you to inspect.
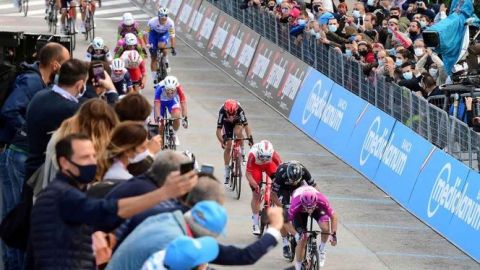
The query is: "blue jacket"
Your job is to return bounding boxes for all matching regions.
[0,62,45,144]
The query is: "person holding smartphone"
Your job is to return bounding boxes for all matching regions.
[80,61,119,105]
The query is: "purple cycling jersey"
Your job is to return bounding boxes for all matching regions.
[288,185,334,222]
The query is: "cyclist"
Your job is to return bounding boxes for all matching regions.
[117,12,146,46]
[289,185,338,269]
[216,99,253,184]
[57,0,77,34]
[110,58,133,96]
[85,37,113,63]
[272,161,316,259]
[154,75,188,144]
[246,140,282,235]
[148,7,177,83]
[121,50,146,92]
[114,33,147,59]
[79,0,96,33]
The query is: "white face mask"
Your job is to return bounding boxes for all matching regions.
[128,150,149,164]
[367,0,375,6]
[309,28,316,35]
[76,83,87,98]
[440,11,447,19]
[429,68,438,77]
[414,48,424,57]
[353,10,361,18]
[297,19,307,26]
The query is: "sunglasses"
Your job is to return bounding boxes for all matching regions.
[258,154,272,161]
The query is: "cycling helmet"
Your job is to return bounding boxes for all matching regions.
[123,12,135,26]
[286,161,303,185]
[224,99,239,115]
[125,33,138,46]
[164,75,178,90]
[256,140,274,162]
[158,7,169,17]
[300,188,317,209]
[126,50,141,64]
[92,37,105,50]
[111,58,125,71]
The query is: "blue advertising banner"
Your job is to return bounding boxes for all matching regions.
[312,83,366,160]
[344,104,396,179]
[288,68,334,137]
[373,122,435,205]
[446,170,480,262]
[408,149,470,235]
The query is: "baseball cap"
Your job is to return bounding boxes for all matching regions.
[318,12,334,25]
[185,200,228,237]
[141,236,219,270]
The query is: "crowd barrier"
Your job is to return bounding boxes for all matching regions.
[131,0,480,262]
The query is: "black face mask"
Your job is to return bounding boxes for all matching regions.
[390,15,399,20]
[409,30,418,36]
[66,159,97,184]
[359,50,368,56]
[268,5,275,11]
[313,5,321,13]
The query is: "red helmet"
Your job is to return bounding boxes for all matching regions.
[224,99,239,115]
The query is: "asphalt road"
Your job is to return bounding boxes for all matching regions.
[0,1,479,269]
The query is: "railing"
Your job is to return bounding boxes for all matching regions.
[208,0,480,171]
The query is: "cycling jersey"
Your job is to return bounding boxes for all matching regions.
[114,38,146,59]
[216,105,248,139]
[121,51,145,83]
[272,162,315,195]
[148,17,175,54]
[111,68,133,95]
[288,185,334,223]
[246,150,282,186]
[85,45,113,62]
[154,82,186,118]
[117,22,144,40]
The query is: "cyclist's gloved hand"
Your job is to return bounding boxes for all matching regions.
[248,135,254,147]
[171,47,177,56]
[182,117,188,129]
[330,232,337,246]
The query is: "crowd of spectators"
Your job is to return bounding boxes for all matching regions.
[0,42,288,270]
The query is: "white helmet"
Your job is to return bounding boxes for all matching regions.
[92,37,105,50]
[125,33,138,46]
[125,50,141,64]
[111,58,125,71]
[163,75,178,90]
[122,12,135,26]
[158,7,169,17]
[256,140,274,162]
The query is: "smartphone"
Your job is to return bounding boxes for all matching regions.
[180,161,195,175]
[200,164,214,175]
[92,63,105,82]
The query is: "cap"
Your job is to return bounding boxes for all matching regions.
[318,12,334,25]
[186,200,227,236]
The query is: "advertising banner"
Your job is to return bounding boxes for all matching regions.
[189,1,220,51]
[167,0,183,19]
[373,122,435,205]
[446,171,480,262]
[245,38,308,117]
[288,68,334,137]
[225,24,260,81]
[175,0,203,36]
[344,104,396,180]
[312,83,366,160]
[408,149,470,240]
[205,13,241,68]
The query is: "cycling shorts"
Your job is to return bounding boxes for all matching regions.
[247,163,277,189]
[221,121,244,140]
[148,31,170,55]
[293,210,330,234]
[61,0,73,9]
[160,99,181,118]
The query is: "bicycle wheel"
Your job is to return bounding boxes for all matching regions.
[259,208,269,237]
[23,0,28,16]
[51,9,57,34]
[157,53,167,81]
[234,154,242,200]
[85,11,94,41]
[306,236,319,270]
[287,235,296,262]
[228,160,235,191]
[69,18,76,50]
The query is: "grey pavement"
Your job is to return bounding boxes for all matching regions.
[0,1,479,269]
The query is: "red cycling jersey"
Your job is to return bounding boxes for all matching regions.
[126,61,145,82]
[246,150,282,185]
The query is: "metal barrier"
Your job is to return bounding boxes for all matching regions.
[208,0,480,170]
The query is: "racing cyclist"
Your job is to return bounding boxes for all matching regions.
[114,33,147,59]
[246,140,282,235]
[148,7,176,83]
[79,0,96,33]
[121,50,146,91]
[154,75,188,144]
[289,185,338,269]
[117,12,146,46]
[216,99,253,184]
[57,0,77,34]
[110,58,133,95]
[272,161,316,259]
[85,37,113,63]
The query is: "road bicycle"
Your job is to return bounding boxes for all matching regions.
[301,215,332,270]
[65,1,77,50]
[283,203,297,262]
[258,173,273,236]
[82,0,95,41]
[46,0,57,34]
[225,136,250,200]
[161,106,183,150]
[155,46,174,83]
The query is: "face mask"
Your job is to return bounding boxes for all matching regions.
[414,48,424,57]
[403,71,413,80]
[378,59,384,66]
[409,30,418,36]
[297,19,307,26]
[390,15,399,20]
[309,28,316,35]
[282,8,289,14]
[276,0,282,5]
[367,0,375,6]
[429,68,438,77]
[353,10,361,18]
[345,49,352,57]
[388,49,396,56]
[315,32,321,39]
[420,21,427,28]
[328,24,337,32]
[67,159,97,184]
[128,150,149,164]
[440,11,447,19]
[76,83,87,98]
[395,59,402,67]
[313,5,321,13]
[359,50,368,56]
[268,5,275,11]
[387,28,393,34]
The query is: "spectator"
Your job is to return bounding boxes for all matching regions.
[29,134,198,269]
[365,0,379,12]
[141,235,219,270]
[389,6,401,20]
[419,14,431,29]
[81,60,119,105]
[385,18,412,49]
[277,2,293,23]
[0,42,69,270]
[398,61,423,92]
[42,99,119,193]
[383,56,396,81]
[420,72,442,99]
[414,44,447,85]
[353,1,367,29]
[336,2,348,17]
[324,18,349,48]
[114,93,151,122]
[408,20,422,41]
[394,48,413,67]
[358,40,376,63]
